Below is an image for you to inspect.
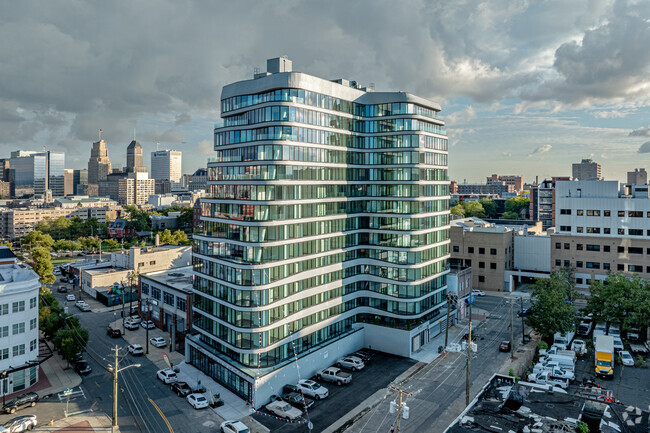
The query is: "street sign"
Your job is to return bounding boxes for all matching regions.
[63,388,73,396]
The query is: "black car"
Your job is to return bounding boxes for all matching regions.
[351,351,372,363]
[107,326,121,338]
[57,285,67,293]
[2,392,39,414]
[170,381,192,397]
[75,360,92,375]
[283,392,315,410]
[517,308,532,318]
[499,341,512,352]
[462,332,479,341]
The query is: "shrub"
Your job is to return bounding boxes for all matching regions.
[577,421,589,433]
[508,368,515,377]
[634,355,647,368]
[537,341,548,351]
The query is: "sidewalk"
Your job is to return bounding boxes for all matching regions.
[38,351,83,398]
[47,413,116,432]
[110,318,185,369]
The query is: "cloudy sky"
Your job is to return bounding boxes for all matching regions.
[2,0,650,182]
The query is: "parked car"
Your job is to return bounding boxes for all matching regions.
[336,356,365,371]
[220,420,250,433]
[141,320,155,329]
[317,367,352,385]
[517,309,532,318]
[499,341,511,352]
[265,400,302,420]
[2,393,39,414]
[296,379,328,400]
[106,326,121,338]
[80,303,91,312]
[620,350,634,367]
[75,300,86,308]
[186,393,209,409]
[66,294,76,302]
[74,360,92,376]
[0,415,38,432]
[627,328,641,342]
[149,337,167,348]
[471,289,485,297]
[128,344,144,356]
[350,351,372,363]
[612,336,624,352]
[171,382,192,397]
[571,339,587,356]
[57,285,67,293]
[462,332,479,341]
[124,319,140,330]
[156,369,178,384]
[127,316,142,325]
[280,391,314,410]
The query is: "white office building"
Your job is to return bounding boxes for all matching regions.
[151,150,182,189]
[0,247,41,396]
[190,57,450,406]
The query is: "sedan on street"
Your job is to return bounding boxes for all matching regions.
[265,400,302,420]
[499,341,512,352]
[156,369,178,384]
[149,337,167,348]
[128,344,144,356]
[0,415,38,433]
[471,289,485,297]
[2,393,39,414]
[171,382,192,397]
[66,294,76,302]
[220,420,250,433]
[187,393,209,409]
[620,350,634,367]
[141,320,155,329]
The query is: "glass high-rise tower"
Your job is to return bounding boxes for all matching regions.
[189,57,450,405]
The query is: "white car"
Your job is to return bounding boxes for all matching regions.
[471,289,485,297]
[612,336,624,352]
[127,316,142,325]
[156,369,178,384]
[66,294,76,302]
[297,379,328,400]
[149,337,167,348]
[128,344,144,356]
[80,303,91,312]
[265,400,302,420]
[141,320,155,329]
[124,319,140,330]
[75,300,85,308]
[571,339,587,355]
[186,393,209,409]
[0,415,38,432]
[336,356,365,371]
[220,420,250,433]
[620,350,634,367]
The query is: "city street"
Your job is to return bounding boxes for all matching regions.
[343,294,531,433]
[31,279,225,433]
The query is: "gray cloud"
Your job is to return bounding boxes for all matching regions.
[638,142,650,153]
[629,127,650,137]
[528,144,552,157]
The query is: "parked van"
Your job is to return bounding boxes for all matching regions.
[593,323,607,342]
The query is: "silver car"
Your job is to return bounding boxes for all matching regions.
[0,415,37,433]
[336,356,365,371]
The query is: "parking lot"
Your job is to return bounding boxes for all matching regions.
[254,352,417,432]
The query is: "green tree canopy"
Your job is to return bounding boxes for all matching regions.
[125,205,152,231]
[463,201,485,218]
[501,211,519,219]
[478,198,498,218]
[103,238,120,250]
[526,271,577,341]
[31,247,56,285]
[450,204,465,216]
[22,230,55,251]
[172,230,189,245]
[53,239,80,252]
[586,273,650,332]
[505,196,530,218]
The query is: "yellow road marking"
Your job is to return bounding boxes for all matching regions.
[148,397,174,433]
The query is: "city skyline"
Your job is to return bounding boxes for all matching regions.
[2,1,650,182]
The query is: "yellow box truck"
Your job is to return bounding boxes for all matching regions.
[595,335,614,379]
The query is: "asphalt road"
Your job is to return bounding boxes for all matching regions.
[344,294,531,433]
[27,279,224,433]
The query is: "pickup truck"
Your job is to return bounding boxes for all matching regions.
[526,371,569,389]
[317,367,351,386]
[531,364,575,381]
[539,345,577,361]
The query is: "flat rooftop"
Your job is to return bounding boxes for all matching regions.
[0,263,39,284]
[141,266,193,294]
[446,375,649,433]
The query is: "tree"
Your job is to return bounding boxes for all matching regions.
[172,230,189,245]
[159,229,176,245]
[479,198,498,218]
[21,230,54,251]
[54,239,79,252]
[79,236,101,251]
[51,217,72,239]
[526,272,577,341]
[31,247,56,285]
[505,196,530,218]
[450,204,465,216]
[463,201,485,218]
[103,238,120,250]
[124,205,152,231]
[586,273,650,333]
[501,211,519,219]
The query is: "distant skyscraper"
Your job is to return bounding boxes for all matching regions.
[572,158,601,180]
[9,151,64,197]
[74,169,88,195]
[64,169,74,196]
[126,140,146,173]
[151,150,182,187]
[88,140,112,185]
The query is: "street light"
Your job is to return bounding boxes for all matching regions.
[110,345,141,433]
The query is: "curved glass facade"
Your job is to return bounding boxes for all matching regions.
[193,78,450,372]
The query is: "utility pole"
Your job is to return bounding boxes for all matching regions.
[112,345,119,433]
[465,320,472,406]
[388,385,411,433]
[520,297,525,344]
[509,298,514,359]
